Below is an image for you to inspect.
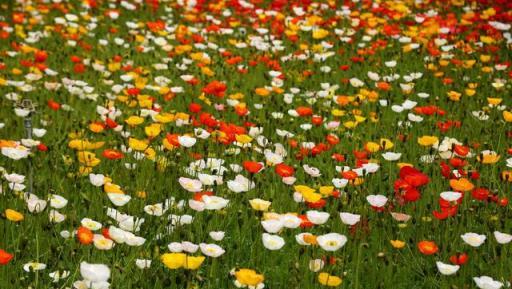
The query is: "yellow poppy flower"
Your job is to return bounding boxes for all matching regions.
[125,116,144,126]
[390,240,406,249]
[249,199,272,211]
[145,123,161,138]
[503,111,512,122]
[318,272,342,286]
[104,183,125,194]
[128,138,148,151]
[235,134,253,144]
[319,186,334,196]
[417,136,439,146]
[183,256,205,270]
[235,269,265,286]
[5,209,24,222]
[77,151,101,167]
[161,253,186,269]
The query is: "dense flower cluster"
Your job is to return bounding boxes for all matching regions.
[0,0,512,288]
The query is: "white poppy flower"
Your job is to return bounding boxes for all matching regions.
[93,234,115,250]
[49,270,70,282]
[227,174,255,193]
[200,243,226,257]
[382,152,401,161]
[23,262,47,272]
[135,259,151,269]
[50,194,68,209]
[317,233,348,251]
[303,164,321,177]
[107,193,131,207]
[261,219,284,233]
[181,241,199,253]
[178,177,203,192]
[2,147,30,160]
[436,261,459,275]
[440,191,461,202]
[280,214,302,228]
[178,136,197,148]
[202,195,229,210]
[461,233,486,247]
[81,218,102,231]
[27,198,47,213]
[262,233,285,250]
[4,173,25,183]
[209,231,225,241]
[339,212,361,225]
[306,210,329,225]
[473,276,503,289]
[80,262,110,283]
[89,174,105,187]
[367,194,388,207]
[494,231,512,244]
[49,210,66,223]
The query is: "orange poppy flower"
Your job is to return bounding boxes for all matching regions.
[417,240,438,255]
[77,226,94,245]
[102,149,124,160]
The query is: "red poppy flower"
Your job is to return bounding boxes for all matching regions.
[471,188,489,201]
[166,133,181,147]
[127,87,140,96]
[101,228,111,240]
[275,163,294,178]
[0,249,13,265]
[188,103,202,113]
[34,50,48,63]
[311,115,323,126]
[399,166,429,187]
[37,143,48,152]
[102,149,124,160]
[341,170,358,180]
[331,153,345,162]
[298,215,314,228]
[450,253,468,265]
[454,145,470,156]
[306,199,327,209]
[47,99,61,111]
[243,161,263,174]
[417,241,438,255]
[326,134,340,145]
[193,191,214,201]
[295,106,313,117]
[403,188,421,202]
[202,80,227,98]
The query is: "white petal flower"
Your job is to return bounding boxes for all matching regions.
[306,210,329,225]
[367,195,388,207]
[199,243,226,257]
[178,177,203,192]
[461,233,486,247]
[209,231,225,241]
[436,261,459,276]
[80,262,110,283]
[473,276,503,289]
[107,193,131,207]
[339,212,361,225]
[494,231,512,244]
[262,233,285,250]
[317,233,347,251]
[135,259,151,269]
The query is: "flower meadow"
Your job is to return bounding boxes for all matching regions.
[1,0,512,288]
